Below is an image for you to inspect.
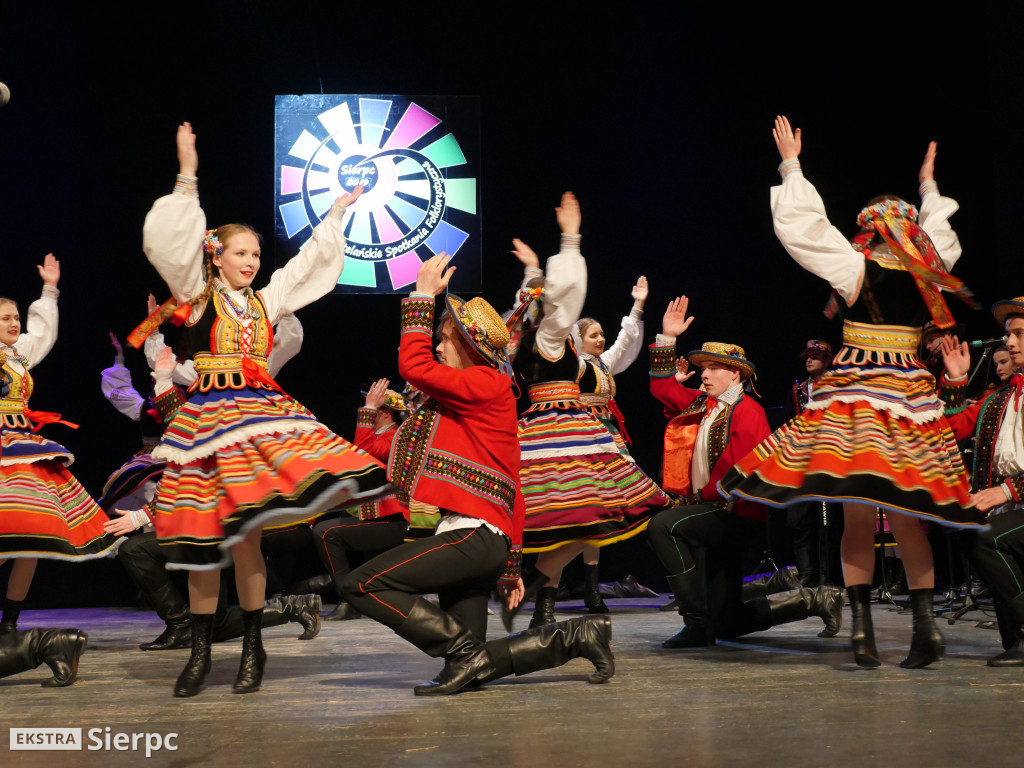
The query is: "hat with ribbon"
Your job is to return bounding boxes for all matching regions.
[444,294,513,376]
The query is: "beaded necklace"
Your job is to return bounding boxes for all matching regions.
[220,291,260,322]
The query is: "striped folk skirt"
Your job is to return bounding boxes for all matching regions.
[519,407,672,552]
[1,426,120,560]
[719,321,981,529]
[151,384,392,570]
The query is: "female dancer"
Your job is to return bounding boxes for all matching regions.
[572,277,647,611]
[0,255,121,632]
[719,117,983,668]
[143,122,390,696]
[509,193,671,628]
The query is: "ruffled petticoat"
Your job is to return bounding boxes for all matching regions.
[519,384,672,552]
[1,419,121,560]
[719,321,982,529]
[151,384,391,569]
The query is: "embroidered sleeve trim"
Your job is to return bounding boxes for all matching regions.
[501,545,523,581]
[152,386,188,424]
[650,343,676,377]
[356,407,376,428]
[400,297,435,336]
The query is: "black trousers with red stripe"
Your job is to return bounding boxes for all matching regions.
[340,526,508,641]
[312,514,409,599]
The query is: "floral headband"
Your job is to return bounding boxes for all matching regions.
[203,230,224,257]
[856,199,918,228]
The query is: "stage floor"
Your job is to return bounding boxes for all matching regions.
[3,595,1021,767]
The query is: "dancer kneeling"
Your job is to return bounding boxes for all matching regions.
[341,253,613,695]
[648,296,844,648]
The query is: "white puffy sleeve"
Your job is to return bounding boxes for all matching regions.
[100,360,144,421]
[15,287,60,369]
[259,210,347,324]
[534,238,587,360]
[917,184,961,272]
[142,190,207,305]
[599,311,644,376]
[770,165,865,305]
[267,313,304,378]
[143,330,196,387]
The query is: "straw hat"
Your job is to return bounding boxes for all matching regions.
[444,294,511,371]
[992,296,1024,326]
[686,342,755,378]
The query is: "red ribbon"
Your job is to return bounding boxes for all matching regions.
[127,299,191,349]
[24,409,79,432]
[1013,373,1024,411]
[607,398,632,444]
[703,396,718,420]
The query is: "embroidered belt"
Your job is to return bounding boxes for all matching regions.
[578,392,610,408]
[527,381,581,405]
[192,353,274,392]
[842,320,920,354]
[0,399,25,415]
[193,353,268,374]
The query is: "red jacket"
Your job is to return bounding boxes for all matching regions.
[389,296,525,577]
[649,342,769,521]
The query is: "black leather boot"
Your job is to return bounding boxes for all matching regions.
[501,570,550,631]
[758,586,844,638]
[987,627,1024,667]
[900,588,944,669]
[0,628,88,686]
[233,608,267,693]
[325,601,361,621]
[393,599,493,696]
[263,595,321,640]
[173,614,214,697]
[1,598,24,634]
[847,584,880,668]
[503,615,614,683]
[583,564,609,614]
[139,582,193,651]
[662,614,716,648]
[740,566,802,600]
[529,587,558,628]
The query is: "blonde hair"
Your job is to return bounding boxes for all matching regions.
[190,223,262,308]
[577,317,599,336]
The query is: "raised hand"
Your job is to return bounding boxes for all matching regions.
[662,295,694,338]
[555,191,581,236]
[177,122,198,177]
[511,238,540,269]
[773,115,801,162]
[415,252,455,297]
[154,346,176,374]
[632,275,649,307]
[939,334,970,380]
[109,332,124,361]
[333,184,364,213]
[37,253,60,287]
[365,378,390,409]
[147,293,158,315]
[675,356,696,384]
[919,141,937,185]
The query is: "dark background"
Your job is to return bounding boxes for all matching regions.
[3,3,1022,605]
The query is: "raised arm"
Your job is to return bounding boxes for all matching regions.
[599,275,647,375]
[259,186,362,323]
[916,141,962,271]
[142,123,208,304]
[769,116,865,304]
[100,333,144,421]
[14,254,61,368]
[532,192,587,359]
